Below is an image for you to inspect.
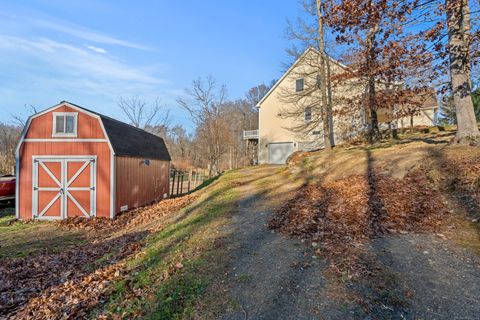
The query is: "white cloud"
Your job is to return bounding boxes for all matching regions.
[0,35,162,84]
[85,45,107,54]
[0,13,177,122]
[33,19,149,51]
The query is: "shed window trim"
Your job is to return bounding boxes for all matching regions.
[52,112,78,137]
[296,78,305,92]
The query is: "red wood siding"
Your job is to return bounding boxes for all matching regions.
[115,157,169,213]
[18,142,111,219]
[18,105,112,220]
[26,105,105,139]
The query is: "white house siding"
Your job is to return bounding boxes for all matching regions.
[257,48,438,164]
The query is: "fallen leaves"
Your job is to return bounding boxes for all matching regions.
[57,194,198,234]
[1,195,197,320]
[1,231,147,319]
[269,168,449,278]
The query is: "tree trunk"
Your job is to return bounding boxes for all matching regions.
[326,56,335,146]
[367,76,382,142]
[447,0,480,144]
[365,21,382,143]
[316,0,332,150]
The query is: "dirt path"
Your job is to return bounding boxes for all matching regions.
[219,167,346,319]
[219,166,480,320]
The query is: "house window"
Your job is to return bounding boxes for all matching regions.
[53,112,78,137]
[304,107,312,122]
[296,78,304,92]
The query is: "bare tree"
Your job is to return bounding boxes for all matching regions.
[0,123,22,174]
[316,0,333,149]
[280,0,334,149]
[162,82,266,172]
[118,96,170,130]
[177,76,229,177]
[446,0,480,144]
[379,0,480,144]
[166,125,197,168]
[12,104,38,127]
[245,83,272,107]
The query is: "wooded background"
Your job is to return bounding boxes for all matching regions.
[1,0,479,174]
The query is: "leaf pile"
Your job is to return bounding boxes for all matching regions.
[269,169,448,277]
[3,236,144,320]
[1,195,197,319]
[57,194,197,233]
[426,148,480,208]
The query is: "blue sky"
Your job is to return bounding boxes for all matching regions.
[0,0,301,128]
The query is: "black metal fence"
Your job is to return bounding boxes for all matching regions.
[169,169,209,197]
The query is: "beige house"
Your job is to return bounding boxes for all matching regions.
[248,48,438,165]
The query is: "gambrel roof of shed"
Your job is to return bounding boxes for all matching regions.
[17,101,171,161]
[63,101,171,161]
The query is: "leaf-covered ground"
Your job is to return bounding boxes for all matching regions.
[2,131,480,319]
[269,169,448,276]
[0,169,257,320]
[270,144,480,269]
[0,193,201,319]
[218,158,480,319]
[265,135,480,317]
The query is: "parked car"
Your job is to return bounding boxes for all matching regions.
[0,175,15,203]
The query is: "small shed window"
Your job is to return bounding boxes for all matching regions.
[304,107,312,122]
[296,78,304,92]
[53,112,77,137]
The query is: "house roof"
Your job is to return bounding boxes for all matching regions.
[63,101,171,161]
[376,89,439,109]
[256,47,349,108]
[20,101,171,161]
[412,89,439,109]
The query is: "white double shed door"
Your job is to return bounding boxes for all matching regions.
[32,156,97,220]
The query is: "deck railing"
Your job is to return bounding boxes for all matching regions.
[243,130,259,140]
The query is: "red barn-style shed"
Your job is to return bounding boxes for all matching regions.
[15,101,171,220]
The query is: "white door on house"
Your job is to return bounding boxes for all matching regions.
[268,142,295,165]
[32,157,96,219]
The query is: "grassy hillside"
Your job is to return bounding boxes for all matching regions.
[2,129,480,319]
[1,172,247,319]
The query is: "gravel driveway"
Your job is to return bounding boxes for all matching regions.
[219,166,480,320]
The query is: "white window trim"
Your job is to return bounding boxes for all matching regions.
[52,112,78,137]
